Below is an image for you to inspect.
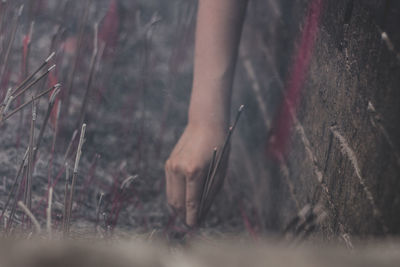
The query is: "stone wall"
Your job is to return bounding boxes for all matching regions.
[232,0,400,240]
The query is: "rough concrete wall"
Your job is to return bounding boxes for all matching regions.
[234,0,400,240]
[298,0,400,237]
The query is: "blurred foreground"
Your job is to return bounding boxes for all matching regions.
[1,238,400,267]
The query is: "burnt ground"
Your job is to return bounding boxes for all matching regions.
[0,0,400,245]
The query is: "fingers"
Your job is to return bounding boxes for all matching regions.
[185,168,205,227]
[165,161,186,218]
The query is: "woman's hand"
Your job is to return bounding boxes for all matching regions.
[165,123,228,227]
[164,0,247,227]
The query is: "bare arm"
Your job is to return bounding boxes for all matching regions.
[165,0,248,227]
[189,0,248,129]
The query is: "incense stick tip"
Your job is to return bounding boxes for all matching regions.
[45,52,56,63]
[48,64,56,72]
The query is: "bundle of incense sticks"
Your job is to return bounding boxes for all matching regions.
[0,52,57,124]
[198,105,244,223]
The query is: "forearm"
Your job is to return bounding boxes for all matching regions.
[188,0,248,129]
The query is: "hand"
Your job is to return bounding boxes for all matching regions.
[165,123,228,227]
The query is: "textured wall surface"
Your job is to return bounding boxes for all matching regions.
[233,0,400,242]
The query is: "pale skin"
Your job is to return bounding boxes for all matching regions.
[165,0,248,227]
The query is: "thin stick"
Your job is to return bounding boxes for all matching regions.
[2,84,59,122]
[2,94,13,115]
[46,187,53,238]
[62,0,91,118]
[0,148,28,221]
[16,22,35,145]
[66,123,86,235]
[11,51,55,96]
[204,148,218,193]
[96,192,104,228]
[206,105,244,194]
[34,27,59,100]
[0,89,11,123]
[12,64,56,100]
[17,201,41,234]
[0,2,8,54]
[33,86,61,162]
[22,21,35,79]
[77,23,99,128]
[6,164,28,233]
[63,129,78,162]
[198,147,217,219]
[201,105,244,219]
[1,87,12,111]
[6,161,28,233]
[52,100,61,151]
[62,163,70,235]
[27,98,36,212]
[0,5,23,84]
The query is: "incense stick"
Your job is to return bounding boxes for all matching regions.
[198,105,244,223]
